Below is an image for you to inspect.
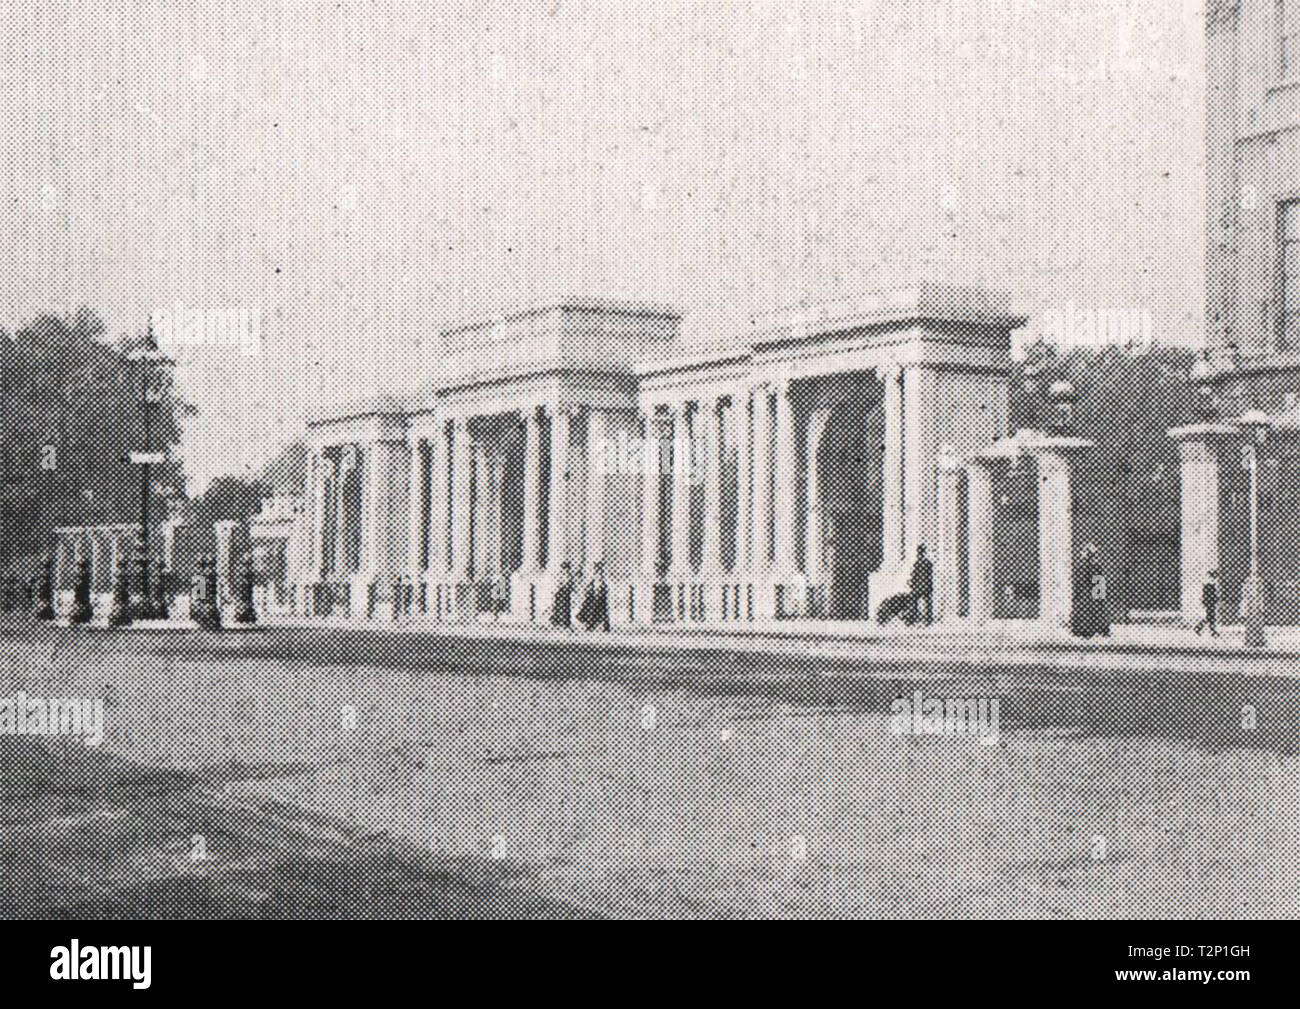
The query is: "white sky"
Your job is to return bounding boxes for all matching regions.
[0,0,1206,492]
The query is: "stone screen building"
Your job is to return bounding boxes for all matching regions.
[290,284,1090,628]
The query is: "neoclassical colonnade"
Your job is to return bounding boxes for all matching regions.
[297,288,1032,625]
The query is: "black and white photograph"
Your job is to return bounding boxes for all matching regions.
[0,0,1289,982]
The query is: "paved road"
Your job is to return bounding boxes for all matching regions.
[2,620,1297,918]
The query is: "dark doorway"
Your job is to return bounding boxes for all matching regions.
[816,385,884,619]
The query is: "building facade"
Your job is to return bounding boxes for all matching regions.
[1172,0,1300,625]
[286,285,1101,628]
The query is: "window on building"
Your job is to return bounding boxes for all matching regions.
[1277,199,1300,351]
[1280,0,1300,79]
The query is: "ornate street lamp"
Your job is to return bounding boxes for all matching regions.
[1232,408,1272,648]
[126,325,174,621]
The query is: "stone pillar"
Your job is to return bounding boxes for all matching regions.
[640,409,661,578]
[450,419,473,580]
[880,365,904,565]
[773,380,798,575]
[428,423,448,574]
[586,408,607,567]
[90,535,105,593]
[902,365,935,560]
[408,438,427,575]
[936,445,963,621]
[334,448,352,575]
[734,390,751,576]
[804,407,830,586]
[1178,438,1221,626]
[751,385,771,571]
[1036,451,1073,630]
[966,462,994,623]
[636,408,662,624]
[214,520,239,601]
[547,406,570,570]
[700,397,723,575]
[311,455,328,579]
[367,439,408,581]
[473,441,490,578]
[670,401,692,575]
[521,407,541,572]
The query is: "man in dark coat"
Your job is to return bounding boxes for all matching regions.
[1196,569,1220,637]
[909,545,934,625]
[551,561,574,629]
[1072,544,1110,637]
[578,561,611,632]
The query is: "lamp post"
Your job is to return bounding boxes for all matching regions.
[1233,409,1271,648]
[126,326,173,621]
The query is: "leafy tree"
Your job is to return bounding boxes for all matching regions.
[1008,342,1200,614]
[1,309,191,574]
[183,475,271,531]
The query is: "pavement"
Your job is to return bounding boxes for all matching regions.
[2,615,1298,918]
[233,612,1300,678]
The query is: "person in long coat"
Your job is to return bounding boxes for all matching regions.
[1072,544,1110,637]
[578,561,611,632]
[551,561,574,628]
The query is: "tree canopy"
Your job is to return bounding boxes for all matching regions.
[1,310,191,574]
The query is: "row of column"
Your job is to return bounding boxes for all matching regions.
[407,405,604,583]
[641,382,806,582]
[308,441,405,582]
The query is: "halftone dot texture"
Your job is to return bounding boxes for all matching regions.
[2,0,1298,920]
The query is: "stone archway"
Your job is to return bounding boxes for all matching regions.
[813,379,885,619]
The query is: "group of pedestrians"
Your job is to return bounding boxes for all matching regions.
[550,560,611,632]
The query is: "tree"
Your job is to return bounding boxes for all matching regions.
[1,309,192,574]
[1009,342,1200,615]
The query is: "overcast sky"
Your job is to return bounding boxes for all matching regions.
[0,0,1205,492]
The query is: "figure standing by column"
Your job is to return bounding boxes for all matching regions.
[578,560,611,632]
[551,560,574,629]
[909,544,933,626]
[1196,569,1221,638]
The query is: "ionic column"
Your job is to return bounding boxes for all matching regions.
[880,365,904,565]
[640,408,662,577]
[1177,437,1221,625]
[408,438,428,575]
[733,391,751,574]
[521,407,541,572]
[935,445,963,622]
[547,406,570,570]
[473,441,490,578]
[489,455,504,577]
[773,380,798,574]
[450,419,473,579]
[366,440,407,580]
[586,408,607,566]
[428,423,448,574]
[804,408,831,583]
[700,397,723,574]
[751,386,771,570]
[902,366,936,559]
[1036,451,1073,629]
[334,449,350,574]
[310,454,326,579]
[670,401,692,575]
[966,461,994,623]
